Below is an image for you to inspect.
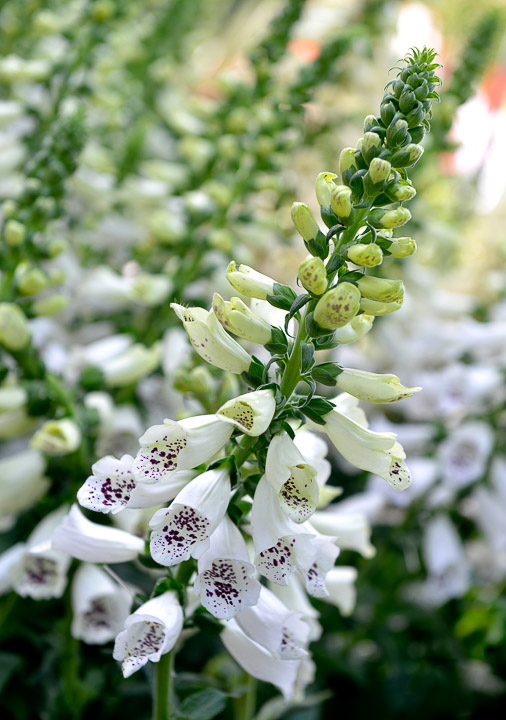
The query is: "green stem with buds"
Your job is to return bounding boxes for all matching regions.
[153,650,174,720]
[279,304,312,399]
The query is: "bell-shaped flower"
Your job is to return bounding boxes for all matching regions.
[0,448,49,522]
[149,468,231,566]
[334,368,421,403]
[101,342,161,387]
[71,564,133,644]
[270,574,322,642]
[333,314,374,344]
[356,275,404,303]
[113,591,183,678]
[8,506,71,600]
[51,505,145,563]
[127,471,195,509]
[226,262,276,300]
[30,418,81,456]
[212,294,272,345]
[171,303,251,374]
[360,297,403,316]
[217,389,276,437]
[309,509,375,558]
[220,619,300,700]
[292,429,331,488]
[194,515,261,619]
[265,432,319,523]
[311,394,412,491]
[299,531,340,599]
[78,454,136,514]
[324,567,358,615]
[133,414,233,484]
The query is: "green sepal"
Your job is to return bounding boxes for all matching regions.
[300,341,315,373]
[303,397,335,425]
[311,362,344,386]
[305,311,333,338]
[265,326,288,354]
[241,355,265,389]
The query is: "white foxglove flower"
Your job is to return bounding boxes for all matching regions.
[212,294,272,344]
[471,486,506,553]
[437,421,494,489]
[221,620,300,699]
[102,342,161,387]
[51,505,145,563]
[78,455,136,514]
[293,429,331,488]
[0,448,49,521]
[313,394,412,491]
[0,544,24,595]
[216,389,276,437]
[149,468,231,566]
[324,567,358,615]
[171,303,251,374]
[71,564,133,644]
[113,591,183,678]
[301,532,340,598]
[194,516,260,619]
[30,418,81,456]
[265,432,319,523]
[418,515,471,605]
[127,471,195,509]
[270,575,322,641]
[225,262,276,300]
[133,415,233,484]
[334,368,421,403]
[309,510,375,558]
[235,586,309,660]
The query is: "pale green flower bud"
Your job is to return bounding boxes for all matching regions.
[386,179,417,202]
[347,243,383,267]
[47,239,68,257]
[360,297,403,316]
[335,368,421,403]
[48,269,66,286]
[339,149,357,184]
[212,293,272,345]
[30,418,82,456]
[390,143,424,168]
[368,158,391,185]
[208,228,234,253]
[127,273,171,307]
[314,282,361,330]
[315,172,337,209]
[102,343,161,387]
[4,219,26,246]
[32,294,67,316]
[2,200,17,218]
[189,367,214,395]
[291,202,320,242]
[388,236,417,257]
[386,118,409,147]
[363,115,377,133]
[330,185,353,219]
[333,314,374,344]
[297,256,328,295]
[357,276,404,303]
[0,303,31,350]
[368,206,411,229]
[16,266,47,295]
[361,132,382,163]
[226,262,276,300]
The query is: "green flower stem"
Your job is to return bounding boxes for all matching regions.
[233,434,257,467]
[279,303,311,400]
[234,673,257,720]
[153,649,174,720]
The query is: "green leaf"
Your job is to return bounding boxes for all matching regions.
[288,294,311,320]
[0,652,22,693]
[272,283,297,302]
[300,341,315,373]
[265,326,288,354]
[266,294,292,311]
[190,614,224,638]
[177,689,227,720]
[303,397,335,425]
[311,362,343,386]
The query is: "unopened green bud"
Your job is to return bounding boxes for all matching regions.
[368,158,391,185]
[4,219,26,246]
[386,118,409,147]
[297,256,328,295]
[314,282,361,330]
[173,368,193,394]
[361,132,382,164]
[347,243,383,267]
[30,418,81,456]
[405,102,425,128]
[189,367,214,395]
[388,236,417,257]
[368,206,411,229]
[339,149,357,185]
[409,126,425,144]
[363,115,377,133]
[380,101,396,126]
[360,297,403,316]
[208,228,234,253]
[226,262,276,300]
[2,200,17,218]
[0,303,31,350]
[315,172,337,209]
[47,269,66,286]
[330,185,353,219]
[386,179,417,202]
[213,293,272,344]
[390,143,424,168]
[357,276,404,303]
[16,266,47,295]
[32,294,67,316]
[399,89,416,113]
[47,238,68,257]
[334,314,374,344]
[291,202,320,242]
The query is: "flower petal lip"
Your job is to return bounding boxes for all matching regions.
[77,454,136,514]
[216,389,276,437]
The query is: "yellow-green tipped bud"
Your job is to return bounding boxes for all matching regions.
[16,266,47,295]
[357,276,404,303]
[189,366,214,395]
[47,238,68,257]
[297,256,328,295]
[386,179,417,202]
[347,243,383,267]
[363,115,377,133]
[212,293,272,345]
[386,118,409,147]
[333,314,374,344]
[368,158,391,185]
[32,294,67,316]
[368,206,411,229]
[330,185,353,219]
[315,172,337,209]
[291,202,320,242]
[335,368,422,403]
[388,236,417,258]
[30,418,81,456]
[339,148,356,175]
[360,297,403,316]
[4,219,26,246]
[226,262,276,300]
[0,303,31,350]
[361,132,382,163]
[2,200,17,218]
[390,143,424,168]
[314,282,361,330]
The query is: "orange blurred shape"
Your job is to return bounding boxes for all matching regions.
[482,67,506,110]
[288,38,321,63]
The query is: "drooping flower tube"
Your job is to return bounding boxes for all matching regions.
[171,303,251,374]
[0,448,49,523]
[309,509,375,558]
[225,262,276,300]
[71,564,133,644]
[51,505,145,563]
[334,368,421,403]
[194,515,261,619]
[212,293,272,344]
[324,567,358,615]
[216,388,276,437]
[132,415,233,484]
[149,467,231,566]
[113,591,183,678]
